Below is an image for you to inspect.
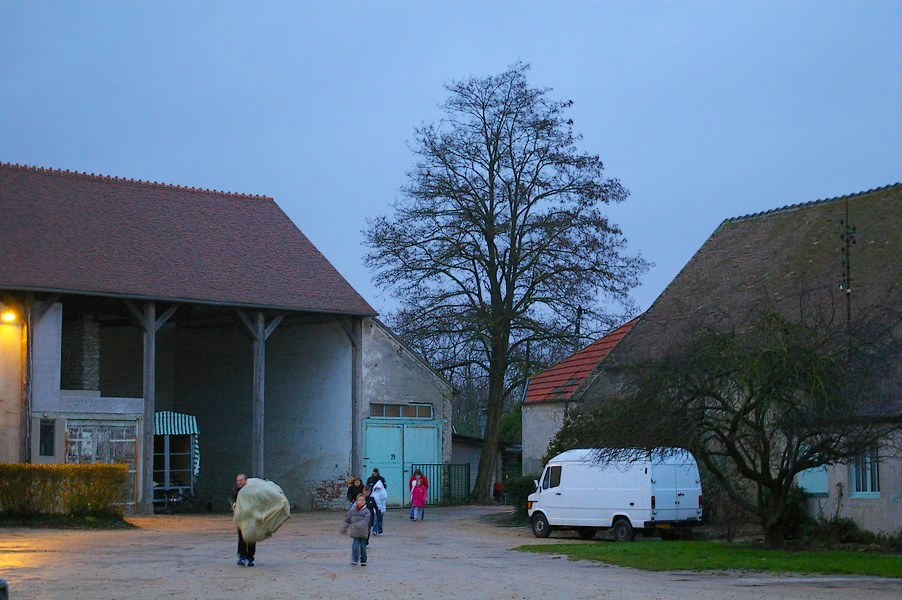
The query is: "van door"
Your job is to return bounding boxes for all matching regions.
[673,460,700,521]
[650,461,679,522]
[538,464,564,523]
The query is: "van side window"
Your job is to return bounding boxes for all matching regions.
[543,465,562,490]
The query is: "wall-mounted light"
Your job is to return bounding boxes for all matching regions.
[0,303,18,324]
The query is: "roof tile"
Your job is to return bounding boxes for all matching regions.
[524,317,639,404]
[0,163,375,316]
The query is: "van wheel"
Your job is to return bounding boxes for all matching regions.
[576,527,597,540]
[531,513,551,538]
[612,518,635,542]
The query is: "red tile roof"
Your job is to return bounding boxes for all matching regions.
[524,317,639,404]
[0,163,375,316]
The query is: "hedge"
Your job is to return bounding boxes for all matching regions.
[0,463,129,517]
[504,473,541,519]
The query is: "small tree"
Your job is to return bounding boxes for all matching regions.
[552,304,901,547]
[365,63,648,501]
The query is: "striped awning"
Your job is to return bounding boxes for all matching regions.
[154,411,200,435]
[154,411,201,477]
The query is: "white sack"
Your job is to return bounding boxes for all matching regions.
[232,478,291,543]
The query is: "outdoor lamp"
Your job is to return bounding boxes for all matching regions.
[0,303,17,323]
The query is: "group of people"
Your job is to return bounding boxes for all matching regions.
[341,468,389,566]
[232,467,428,568]
[339,467,430,566]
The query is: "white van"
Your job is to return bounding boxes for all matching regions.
[527,448,703,541]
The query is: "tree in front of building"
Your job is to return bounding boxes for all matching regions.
[550,305,902,547]
[364,63,649,501]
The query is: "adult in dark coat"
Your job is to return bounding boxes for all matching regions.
[366,468,386,490]
[346,476,364,507]
[231,473,255,566]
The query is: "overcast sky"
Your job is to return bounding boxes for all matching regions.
[3,2,900,321]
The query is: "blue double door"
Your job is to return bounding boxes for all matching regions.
[363,420,440,507]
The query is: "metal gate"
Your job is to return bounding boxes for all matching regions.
[65,420,138,509]
[363,420,440,507]
[412,463,471,505]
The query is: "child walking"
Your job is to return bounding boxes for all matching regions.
[371,479,387,535]
[340,493,371,566]
[363,486,379,543]
[411,474,427,521]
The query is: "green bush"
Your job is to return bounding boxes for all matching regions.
[505,473,540,518]
[801,516,902,548]
[0,464,66,515]
[0,463,128,517]
[782,484,813,540]
[62,464,130,516]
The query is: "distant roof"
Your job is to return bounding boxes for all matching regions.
[586,183,902,417]
[524,317,639,405]
[0,163,375,316]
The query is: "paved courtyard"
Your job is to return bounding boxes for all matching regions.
[0,505,899,599]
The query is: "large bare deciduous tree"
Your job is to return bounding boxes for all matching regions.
[364,63,649,501]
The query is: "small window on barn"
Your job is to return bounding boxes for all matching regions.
[39,419,55,457]
[369,403,433,419]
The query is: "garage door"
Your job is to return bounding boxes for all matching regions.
[364,420,439,507]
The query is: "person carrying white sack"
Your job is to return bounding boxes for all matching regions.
[231,474,291,567]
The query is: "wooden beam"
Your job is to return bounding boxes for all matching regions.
[140,301,156,514]
[20,293,59,462]
[338,317,363,476]
[132,301,179,513]
[235,310,284,478]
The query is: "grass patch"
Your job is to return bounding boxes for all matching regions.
[0,513,135,530]
[515,540,902,578]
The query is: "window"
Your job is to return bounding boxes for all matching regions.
[39,419,55,457]
[851,446,880,496]
[795,465,828,496]
[369,403,433,419]
[542,465,562,490]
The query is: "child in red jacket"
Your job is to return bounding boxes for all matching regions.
[411,474,427,521]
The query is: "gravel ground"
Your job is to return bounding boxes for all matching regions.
[0,505,900,600]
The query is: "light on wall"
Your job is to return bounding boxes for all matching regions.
[0,303,17,324]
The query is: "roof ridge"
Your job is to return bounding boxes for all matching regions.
[0,161,272,201]
[726,182,902,223]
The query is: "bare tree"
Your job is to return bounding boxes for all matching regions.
[550,303,902,547]
[364,63,649,501]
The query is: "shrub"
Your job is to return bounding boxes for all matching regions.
[698,463,752,541]
[505,474,540,518]
[781,484,814,541]
[62,464,129,516]
[0,463,128,517]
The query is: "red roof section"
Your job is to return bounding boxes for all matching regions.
[0,163,375,316]
[524,317,639,404]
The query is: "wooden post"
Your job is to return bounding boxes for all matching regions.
[236,311,283,479]
[338,317,362,477]
[142,302,156,514]
[251,311,265,478]
[127,301,178,513]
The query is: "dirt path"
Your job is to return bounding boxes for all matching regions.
[0,505,899,599]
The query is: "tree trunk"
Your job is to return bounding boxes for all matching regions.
[472,344,508,502]
[763,520,786,549]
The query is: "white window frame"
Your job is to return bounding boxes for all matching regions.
[850,446,880,498]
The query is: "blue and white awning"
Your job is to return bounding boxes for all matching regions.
[154,411,201,476]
